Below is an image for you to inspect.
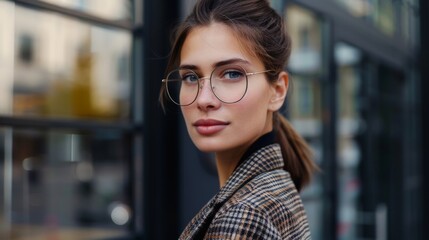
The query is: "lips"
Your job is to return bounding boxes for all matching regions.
[193,119,230,135]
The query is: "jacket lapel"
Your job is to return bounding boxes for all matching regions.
[179,143,284,239]
[215,143,284,203]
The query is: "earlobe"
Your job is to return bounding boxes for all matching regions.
[268,71,289,111]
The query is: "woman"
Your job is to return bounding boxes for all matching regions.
[161,0,318,239]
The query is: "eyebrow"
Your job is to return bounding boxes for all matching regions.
[179,58,250,70]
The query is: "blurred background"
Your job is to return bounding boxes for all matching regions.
[0,0,427,239]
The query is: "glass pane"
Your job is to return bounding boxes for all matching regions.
[401,0,419,46]
[287,5,322,76]
[285,5,324,239]
[0,5,132,121]
[334,0,373,18]
[376,0,395,36]
[335,0,395,36]
[0,1,14,115]
[0,127,131,239]
[40,0,132,21]
[335,42,363,240]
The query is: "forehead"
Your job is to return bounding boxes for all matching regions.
[180,22,261,68]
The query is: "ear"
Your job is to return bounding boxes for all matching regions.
[268,71,288,112]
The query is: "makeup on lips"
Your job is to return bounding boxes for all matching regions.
[193,119,230,135]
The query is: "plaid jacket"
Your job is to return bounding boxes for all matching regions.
[179,143,311,239]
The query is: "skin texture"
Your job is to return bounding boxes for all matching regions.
[180,22,288,187]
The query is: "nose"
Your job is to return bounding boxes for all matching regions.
[198,77,210,90]
[196,77,221,111]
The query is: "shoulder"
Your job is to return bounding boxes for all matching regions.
[207,170,311,239]
[206,202,281,239]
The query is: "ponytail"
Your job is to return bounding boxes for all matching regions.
[274,112,318,192]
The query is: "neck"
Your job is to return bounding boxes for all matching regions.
[214,130,276,188]
[215,147,247,188]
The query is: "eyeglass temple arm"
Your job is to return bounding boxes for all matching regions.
[246,70,274,76]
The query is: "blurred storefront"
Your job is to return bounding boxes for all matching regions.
[0,0,137,239]
[0,0,426,239]
[280,0,422,239]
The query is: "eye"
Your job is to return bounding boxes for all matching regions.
[221,69,245,81]
[225,70,243,78]
[181,72,199,84]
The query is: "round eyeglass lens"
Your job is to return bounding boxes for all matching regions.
[165,69,199,106]
[211,65,248,103]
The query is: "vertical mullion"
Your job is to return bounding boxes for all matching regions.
[322,19,338,240]
[130,0,144,237]
[142,0,180,239]
[3,128,13,239]
[419,0,429,239]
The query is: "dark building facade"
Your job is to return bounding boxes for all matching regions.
[0,0,426,239]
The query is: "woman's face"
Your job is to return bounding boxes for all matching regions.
[179,22,280,155]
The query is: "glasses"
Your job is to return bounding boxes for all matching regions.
[162,64,272,106]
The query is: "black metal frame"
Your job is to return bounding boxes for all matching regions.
[321,19,338,240]
[141,0,180,239]
[419,0,429,238]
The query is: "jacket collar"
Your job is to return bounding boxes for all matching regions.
[180,133,284,239]
[214,132,284,203]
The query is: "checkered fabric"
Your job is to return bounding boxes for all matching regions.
[179,144,311,239]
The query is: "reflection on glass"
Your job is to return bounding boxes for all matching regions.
[0,1,14,115]
[334,0,397,36]
[335,42,363,240]
[335,0,373,18]
[287,5,322,75]
[0,5,131,121]
[334,0,419,47]
[376,0,395,35]
[401,0,418,45]
[40,0,131,21]
[286,5,324,239]
[0,128,130,239]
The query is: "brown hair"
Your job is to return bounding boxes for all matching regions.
[161,0,317,191]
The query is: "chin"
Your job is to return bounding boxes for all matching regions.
[191,136,229,153]
[194,141,223,153]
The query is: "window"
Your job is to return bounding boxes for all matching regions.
[0,1,136,239]
[8,6,132,121]
[0,128,131,239]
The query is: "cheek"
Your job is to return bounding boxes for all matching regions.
[242,84,272,112]
[180,107,193,125]
[232,93,270,126]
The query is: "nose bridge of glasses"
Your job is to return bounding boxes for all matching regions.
[198,76,211,89]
